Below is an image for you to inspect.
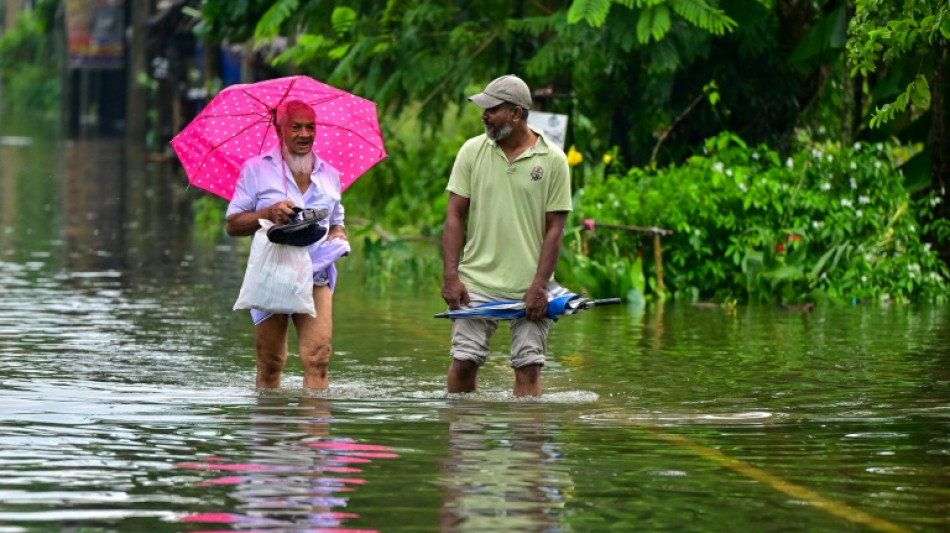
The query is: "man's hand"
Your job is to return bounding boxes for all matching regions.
[266,200,297,224]
[442,277,471,310]
[523,284,548,321]
[327,225,347,242]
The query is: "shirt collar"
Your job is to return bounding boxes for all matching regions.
[485,126,550,155]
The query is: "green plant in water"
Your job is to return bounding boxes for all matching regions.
[192,195,226,245]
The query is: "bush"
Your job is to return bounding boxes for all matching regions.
[568,132,949,304]
[0,3,60,115]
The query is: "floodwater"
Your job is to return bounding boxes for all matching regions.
[1,129,949,533]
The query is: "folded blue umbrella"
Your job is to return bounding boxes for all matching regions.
[434,293,621,321]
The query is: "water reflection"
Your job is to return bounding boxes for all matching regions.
[178,395,398,532]
[438,405,572,532]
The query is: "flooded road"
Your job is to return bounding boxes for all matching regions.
[1,130,949,532]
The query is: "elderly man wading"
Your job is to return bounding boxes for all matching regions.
[441,75,573,397]
[225,100,349,390]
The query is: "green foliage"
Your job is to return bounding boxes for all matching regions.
[559,236,647,302]
[573,132,949,304]
[567,0,612,27]
[192,195,227,245]
[359,237,442,293]
[0,3,60,114]
[847,0,949,127]
[181,0,950,297]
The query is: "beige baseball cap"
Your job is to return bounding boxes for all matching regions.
[468,74,532,109]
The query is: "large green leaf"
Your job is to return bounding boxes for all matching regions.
[636,5,672,43]
[567,0,612,27]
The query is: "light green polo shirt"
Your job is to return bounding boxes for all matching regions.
[446,128,572,299]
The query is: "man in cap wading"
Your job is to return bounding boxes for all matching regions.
[441,75,572,397]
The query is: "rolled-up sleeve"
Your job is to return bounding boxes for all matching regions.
[330,201,345,227]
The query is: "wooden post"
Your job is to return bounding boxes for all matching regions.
[652,232,665,293]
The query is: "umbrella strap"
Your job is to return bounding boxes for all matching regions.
[279,145,290,199]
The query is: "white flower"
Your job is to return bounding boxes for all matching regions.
[855,209,863,218]
[931,196,943,206]
[694,229,701,236]
[752,152,759,160]
[908,263,920,272]
[924,243,932,252]
[850,178,857,189]
[712,161,724,173]
[865,253,874,262]
[786,157,794,169]
[876,143,884,151]
[861,276,867,283]
[738,182,748,193]
[874,161,882,169]
[853,142,861,150]
[850,162,857,170]
[812,220,824,229]
[821,272,827,280]
[827,154,834,162]
[811,148,822,158]
[909,225,916,232]
[726,169,733,177]
[821,182,832,191]
[858,195,870,204]
[841,198,853,207]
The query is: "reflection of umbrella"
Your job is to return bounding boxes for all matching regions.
[434,294,621,321]
[170,75,386,200]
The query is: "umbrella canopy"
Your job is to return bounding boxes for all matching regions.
[170,75,387,200]
[434,294,621,321]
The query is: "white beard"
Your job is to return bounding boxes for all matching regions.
[486,120,513,142]
[282,145,314,176]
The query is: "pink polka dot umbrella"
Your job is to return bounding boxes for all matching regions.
[170,75,387,200]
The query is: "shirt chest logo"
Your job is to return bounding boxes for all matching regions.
[530,166,544,181]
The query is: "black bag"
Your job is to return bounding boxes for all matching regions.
[266,207,329,247]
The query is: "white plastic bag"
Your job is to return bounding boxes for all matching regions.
[233,220,316,316]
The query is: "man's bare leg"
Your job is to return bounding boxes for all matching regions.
[295,285,333,390]
[447,359,479,393]
[255,314,290,388]
[513,364,541,397]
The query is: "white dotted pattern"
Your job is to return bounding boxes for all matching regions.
[170,75,387,199]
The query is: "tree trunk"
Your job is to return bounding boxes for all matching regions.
[931,39,950,262]
[125,1,150,145]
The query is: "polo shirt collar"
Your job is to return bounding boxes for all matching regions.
[485,126,551,155]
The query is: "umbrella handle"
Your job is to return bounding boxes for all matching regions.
[592,298,622,306]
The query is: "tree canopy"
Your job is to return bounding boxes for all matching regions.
[192,0,848,167]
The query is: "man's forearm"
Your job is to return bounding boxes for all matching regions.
[442,218,463,279]
[226,210,266,237]
[531,212,567,289]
